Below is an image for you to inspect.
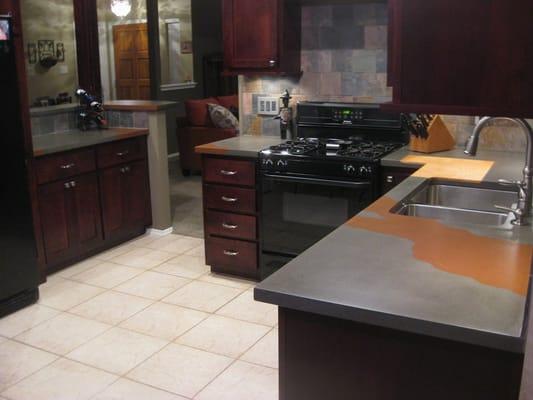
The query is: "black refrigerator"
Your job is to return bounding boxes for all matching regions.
[0,15,40,317]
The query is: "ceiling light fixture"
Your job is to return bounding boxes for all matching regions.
[111,0,132,17]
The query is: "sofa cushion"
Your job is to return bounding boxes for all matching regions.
[185,97,220,126]
[208,103,239,129]
[216,95,239,110]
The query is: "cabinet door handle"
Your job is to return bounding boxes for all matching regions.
[70,180,76,188]
[223,250,239,257]
[220,169,237,176]
[60,163,75,169]
[221,196,238,203]
[222,222,238,230]
[64,182,71,189]
[386,176,394,183]
[269,60,276,67]
[116,150,130,157]
[120,166,131,174]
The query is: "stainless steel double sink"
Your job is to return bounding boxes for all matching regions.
[392,179,519,228]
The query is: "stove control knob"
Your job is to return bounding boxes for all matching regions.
[359,166,372,176]
[264,159,274,167]
[344,164,356,175]
[277,160,288,168]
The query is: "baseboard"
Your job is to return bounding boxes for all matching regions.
[168,152,180,161]
[148,227,174,236]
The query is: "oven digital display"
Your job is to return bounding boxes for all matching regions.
[0,19,10,41]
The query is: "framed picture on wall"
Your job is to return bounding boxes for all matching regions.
[37,40,55,61]
[28,43,37,64]
[56,43,65,62]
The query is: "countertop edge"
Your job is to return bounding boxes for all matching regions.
[254,286,528,354]
[104,101,177,112]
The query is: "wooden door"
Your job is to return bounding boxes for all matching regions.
[70,173,104,254]
[113,23,151,100]
[223,0,279,69]
[100,160,151,242]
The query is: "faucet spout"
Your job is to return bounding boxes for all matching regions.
[464,116,533,226]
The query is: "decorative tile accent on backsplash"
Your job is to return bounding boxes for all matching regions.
[239,2,526,152]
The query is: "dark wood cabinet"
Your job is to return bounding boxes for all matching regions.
[222,0,301,75]
[35,136,151,273]
[202,155,260,279]
[38,173,103,267]
[381,166,419,195]
[386,0,533,118]
[100,160,151,242]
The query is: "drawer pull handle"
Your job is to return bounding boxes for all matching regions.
[116,150,130,157]
[60,163,75,170]
[120,166,131,174]
[222,222,238,230]
[223,250,239,257]
[221,196,238,203]
[220,170,238,176]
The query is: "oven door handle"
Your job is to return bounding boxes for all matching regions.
[263,174,372,189]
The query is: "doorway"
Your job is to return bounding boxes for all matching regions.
[113,23,151,100]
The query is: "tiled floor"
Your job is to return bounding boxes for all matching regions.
[0,233,278,400]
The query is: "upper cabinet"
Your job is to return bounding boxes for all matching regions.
[222,0,301,75]
[386,0,533,118]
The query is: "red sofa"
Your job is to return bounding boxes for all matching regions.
[177,95,239,175]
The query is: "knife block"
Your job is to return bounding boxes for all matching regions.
[409,115,456,153]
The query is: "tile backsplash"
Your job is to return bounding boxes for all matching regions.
[239,3,526,152]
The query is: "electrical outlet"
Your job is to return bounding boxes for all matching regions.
[257,96,279,116]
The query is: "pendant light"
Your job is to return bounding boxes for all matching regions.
[111,0,132,17]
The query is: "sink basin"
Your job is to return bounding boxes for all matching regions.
[392,179,518,228]
[407,180,518,212]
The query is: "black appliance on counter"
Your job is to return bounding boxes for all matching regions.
[259,102,409,278]
[0,15,40,317]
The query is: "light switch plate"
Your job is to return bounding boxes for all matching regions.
[257,96,279,116]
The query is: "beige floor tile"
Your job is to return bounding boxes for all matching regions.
[15,313,111,355]
[195,360,278,400]
[95,242,138,261]
[184,243,205,257]
[39,273,68,290]
[69,291,153,325]
[0,340,58,392]
[127,343,232,398]
[198,272,255,289]
[38,280,104,311]
[0,304,59,338]
[162,281,243,313]
[57,257,103,278]
[217,289,278,327]
[146,235,204,255]
[240,328,278,369]
[111,248,174,269]
[70,262,142,289]
[67,327,167,375]
[1,358,117,400]
[92,378,188,400]
[154,255,209,279]
[120,302,207,340]
[129,234,161,248]
[114,271,190,300]
[177,315,270,358]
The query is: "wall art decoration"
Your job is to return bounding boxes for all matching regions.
[27,42,37,64]
[37,39,55,61]
[56,42,65,62]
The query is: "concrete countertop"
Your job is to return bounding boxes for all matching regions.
[195,135,283,159]
[104,100,177,112]
[255,147,533,354]
[32,128,149,157]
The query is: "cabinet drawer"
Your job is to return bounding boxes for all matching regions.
[203,157,256,187]
[206,237,258,273]
[97,136,147,169]
[36,148,96,184]
[204,184,256,214]
[205,210,257,240]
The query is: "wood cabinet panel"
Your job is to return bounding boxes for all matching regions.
[205,210,257,240]
[381,166,419,195]
[206,237,258,276]
[204,184,256,214]
[96,136,147,169]
[203,157,256,187]
[35,148,96,184]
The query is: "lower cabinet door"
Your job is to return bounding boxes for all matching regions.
[100,160,151,242]
[206,236,258,277]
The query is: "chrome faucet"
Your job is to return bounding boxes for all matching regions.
[464,116,533,225]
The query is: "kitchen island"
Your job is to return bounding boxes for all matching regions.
[254,148,533,400]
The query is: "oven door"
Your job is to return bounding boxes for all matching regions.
[260,173,375,264]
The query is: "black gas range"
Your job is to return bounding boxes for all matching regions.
[259,102,408,278]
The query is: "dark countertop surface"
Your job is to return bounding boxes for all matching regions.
[195,135,283,159]
[255,146,533,353]
[32,128,149,157]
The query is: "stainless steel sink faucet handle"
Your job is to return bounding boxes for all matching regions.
[465,116,533,226]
